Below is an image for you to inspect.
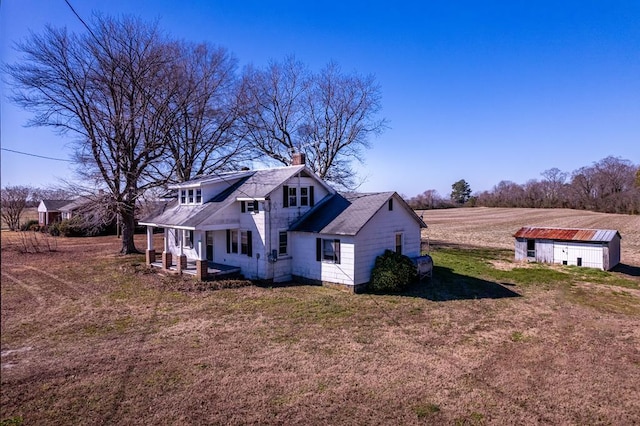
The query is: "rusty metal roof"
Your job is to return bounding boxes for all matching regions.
[514,227,620,242]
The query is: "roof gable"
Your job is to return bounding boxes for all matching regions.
[40,199,73,211]
[291,192,426,236]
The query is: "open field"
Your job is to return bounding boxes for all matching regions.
[421,207,640,266]
[1,207,38,230]
[2,208,639,425]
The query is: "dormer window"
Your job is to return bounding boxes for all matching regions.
[180,187,202,205]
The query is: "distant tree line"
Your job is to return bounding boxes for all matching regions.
[406,156,640,215]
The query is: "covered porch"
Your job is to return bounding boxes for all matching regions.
[143,225,241,281]
[149,258,240,278]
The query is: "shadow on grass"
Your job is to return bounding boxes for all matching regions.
[402,265,521,301]
[612,263,640,277]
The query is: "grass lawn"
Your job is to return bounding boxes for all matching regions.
[1,220,640,424]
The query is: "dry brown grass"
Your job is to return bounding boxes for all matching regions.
[1,208,639,425]
[0,207,38,230]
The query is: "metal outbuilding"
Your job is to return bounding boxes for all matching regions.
[514,227,621,271]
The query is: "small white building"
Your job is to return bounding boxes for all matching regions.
[38,199,73,227]
[139,159,426,292]
[514,227,621,271]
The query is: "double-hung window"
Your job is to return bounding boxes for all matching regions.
[317,238,340,264]
[279,231,288,255]
[288,187,297,207]
[226,229,252,257]
[184,230,194,249]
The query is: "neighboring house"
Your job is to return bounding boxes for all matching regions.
[140,158,426,292]
[514,227,621,270]
[59,197,91,220]
[38,200,73,227]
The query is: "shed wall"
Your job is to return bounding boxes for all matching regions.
[536,240,554,263]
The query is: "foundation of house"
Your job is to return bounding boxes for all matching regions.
[146,249,156,265]
[176,255,187,273]
[195,259,208,281]
[162,251,172,269]
[291,275,368,294]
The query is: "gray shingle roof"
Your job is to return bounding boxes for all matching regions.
[139,165,313,228]
[41,200,73,211]
[291,192,425,236]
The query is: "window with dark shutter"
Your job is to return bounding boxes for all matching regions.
[388,199,393,211]
[283,185,289,207]
[309,186,315,206]
[226,229,231,253]
[241,201,246,213]
[247,230,252,257]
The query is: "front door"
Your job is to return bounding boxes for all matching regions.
[206,231,214,261]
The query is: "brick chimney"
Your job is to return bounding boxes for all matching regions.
[291,152,306,166]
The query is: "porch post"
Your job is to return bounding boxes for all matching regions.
[177,229,187,274]
[162,228,172,270]
[196,231,207,281]
[145,226,155,265]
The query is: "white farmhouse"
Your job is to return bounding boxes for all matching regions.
[514,227,621,271]
[139,157,426,292]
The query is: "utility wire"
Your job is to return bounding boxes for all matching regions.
[1,147,74,162]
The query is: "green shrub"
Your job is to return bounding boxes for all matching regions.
[20,219,40,232]
[56,217,87,237]
[370,250,417,293]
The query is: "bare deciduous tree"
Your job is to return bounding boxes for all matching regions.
[1,186,31,231]
[6,15,181,253]
[166,42,248,182]
[238,56,311,166]
[300,62,386,186]
[239,57,386,188]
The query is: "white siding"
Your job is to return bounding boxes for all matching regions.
[290,232,355,285]
[605,234,621,270]
[353,197,422,285]
[553,241,604,269]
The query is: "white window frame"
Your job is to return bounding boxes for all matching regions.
[278,231,288,255]
[288,187,297,207]
[323,239,340,264]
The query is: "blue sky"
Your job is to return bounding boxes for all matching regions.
[1,1,639,198]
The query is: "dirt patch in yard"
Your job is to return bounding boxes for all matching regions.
[1,210,640,425]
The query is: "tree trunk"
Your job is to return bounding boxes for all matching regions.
[119,204,139,254]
